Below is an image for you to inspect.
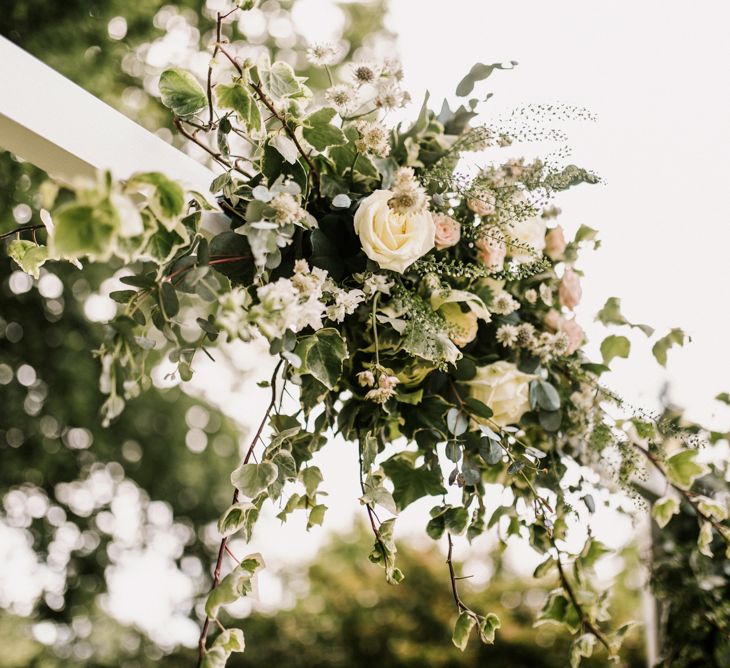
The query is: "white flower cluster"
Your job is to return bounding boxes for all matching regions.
[388,167,428,215]
[495,322,569,362]
[491,291,520,316]
[355,272,394,297]
[248,261,365,341]
[320,54,409,116]
[358,367,400,404]
[354,120,391,157]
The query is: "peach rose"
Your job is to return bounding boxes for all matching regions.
[433,213,461,250]
[545,310,585,354]
[467,197,495,217]
[545,226,567,259]
[559,267,582,310]
[475,232,507,269]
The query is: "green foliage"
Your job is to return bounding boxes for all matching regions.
[652,328,688,367]
[159,68,207,117]
[600,334,631,364]
[216,83,262,134]
[301,107,348,151]
[295,328,348,390]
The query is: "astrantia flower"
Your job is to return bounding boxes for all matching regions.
[496,324,519,347]
[374,81,408,110]
[306,42,338,67]
[355,120,391,157]
[351,62,380,85]
[492,291,520,316]
[325,84,356,112]
[388,167,428,215]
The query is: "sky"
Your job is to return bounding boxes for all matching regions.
[4,0,730,653]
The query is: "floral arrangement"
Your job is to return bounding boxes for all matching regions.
[4,4,729,667]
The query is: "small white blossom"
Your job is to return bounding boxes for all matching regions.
[357,370,376,387]
[374,81,410,110]
[355,120,391,157]
[326,287,366,322]
[524,288,538,304]
[388,167,428,215]
[491,291,520,316]
[325,84,357,112]
[365,386,396,404]
[358,272,394,297]
[306,42,339,67]
[539,283,553,306]
[378,374,399,390]
[496,324,518,347]
[271,192,306,226]
[351,62,380,85]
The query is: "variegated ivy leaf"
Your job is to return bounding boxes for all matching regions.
[452,611,476,651]
[204,554,264,618]
[368,517,404,584]
[698,520,714,558]
[697,496,728,522]
[478,613,501,644]
[652,495,680,529]
[230,461,278,499]
[211,628,245,654]
[570,633,596,668]
[294,328,348,391]
[7,240,49,279]
[258,57,306,100]
[217,502,257,538]
[270,135,299,164]
[652,328,688,367]
[158,68,207,117]
[301,107,347,152]
[300,466,323,497]
[216,83,262,134]
[665,450,709,489]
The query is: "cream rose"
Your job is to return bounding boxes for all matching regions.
[466,360,535,427]
[509,215,546,264]
[559,267,582,310]
[354,190,435,273]
[433,213,461,250]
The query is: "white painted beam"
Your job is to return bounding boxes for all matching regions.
[0,36,216,193]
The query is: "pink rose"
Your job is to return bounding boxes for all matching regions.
[433,213,461,250]
[545,226,567,259]
[467,197,495,217]
[476,233,506,269]
[545,309,585,354]
[559,267,582,310]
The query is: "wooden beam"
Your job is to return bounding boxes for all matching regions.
[0,36,216,193]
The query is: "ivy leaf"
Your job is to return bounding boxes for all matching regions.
[301,466,323,497]
[204,554,264,618]
[216,83,262,133]
[7,240,49,279]
[455,61,517,97]
[716,392,730,405]
[381,454,446,511]
[270,134,299,164]
[368,517,404,584]
[600,335,630,365]
[570,634,596,668]
[52,203,116,259]
[536,591,581,633]
[230,461,279,498]
[211,628,245,655]
[651,495,680,528]
[159,68,207,117]
[478,613,501,644]
[452,611,476,651]
[259,59,304,100]
[665,449,708,489]
[307,504,327,530]
[144,224,188,264]
[595,297,654,336]
[302,107,347,151]
[128,172,185,227]
[295,328,348,390]
[698,521,714,558]
[652,328,688,367]
[217,502,257,538]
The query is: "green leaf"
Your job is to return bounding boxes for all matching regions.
[652,328,687,367]
[216,83,262,133]
[665,449,708,489]
[716,392,730,405]
[478,613,501,644]
[579,539,612,569]
[144,224,188,264]
[230,462,278,498]
[600,335,630,365]
[301,466,323,497]
[200,647,227,668]
[698,521,714,558]
[294,328,348,390]
[368,517,404,584]
[7,240,49,279]
[204,554,263,618]
[302,107,347,151]
[307,503,327,530]
[452,611,476,651]
[217,502,257,538]
[446,408,468,436]
[462,396,493,420]
[595,296,654,336]
[52,203,116,259]
[536,591,581,633]
[159,282,179,319]
[381,454,446,511]
[209,232,255,286]
[455,61,516,97]
[533,380,561,411]
[574,224,599,244]
[570,634,596,668]
[159,68,207,117]
[651,495,679,529]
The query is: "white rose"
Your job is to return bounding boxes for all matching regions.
[509,215,546,264]
[354,190,435,273]
[466,360,535,427]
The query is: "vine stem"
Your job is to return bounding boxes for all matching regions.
[446,533,467,612]
[197,357,284,665]
[0,224,45,241]
[551,538,612,654]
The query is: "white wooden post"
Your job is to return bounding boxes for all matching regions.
[0,36,216,192]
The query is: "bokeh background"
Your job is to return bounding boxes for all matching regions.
[1,1,728,666]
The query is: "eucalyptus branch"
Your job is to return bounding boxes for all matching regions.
[0,224,45,241]
[197,357,284,665]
